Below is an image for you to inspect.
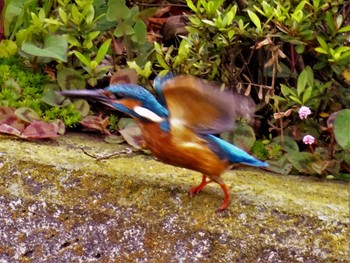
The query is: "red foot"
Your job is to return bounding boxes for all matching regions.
[189,175,212,197]
[216,183,230,212]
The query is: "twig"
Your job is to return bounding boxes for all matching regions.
[80,147,133,161]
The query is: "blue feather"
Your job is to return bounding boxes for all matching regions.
[106,84,171,132]
[153,72,175,107]
[200,134,269,167]
[106,84,169,118]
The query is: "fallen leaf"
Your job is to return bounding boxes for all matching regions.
[21,121,58,139]
[80,115,110,134]
[0,123,21,136]
[119,125,144,149]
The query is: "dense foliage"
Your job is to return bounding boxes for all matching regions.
[0,0,349,178]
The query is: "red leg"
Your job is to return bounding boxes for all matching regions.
[216,183,230,212]
[189,175,212,197]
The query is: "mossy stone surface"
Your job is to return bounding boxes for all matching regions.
[0,132,348,262]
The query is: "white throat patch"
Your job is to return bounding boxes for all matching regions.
[133,106,163,122]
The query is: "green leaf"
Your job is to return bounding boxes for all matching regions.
[137,7,158,20]
[186,0,197,12]
[207,1,215,15]
[107,0,130,21]
[291,9,303,23]
[305,66,314,85]
[280,84,294,97]
[21,35,68,62]
[313,61,326,69]
[247,10,261,30]
[288,152,318,174]
[297,68,308,96]
[126,61,142,75]
[313,0,320,8]
[0,40,18,57]
[156,53,169,69]
[294,0,306,12]
[338,25,350,33]
[289,95,302,104]
[71,4,83,25]
[85,4,95,25]
[295,44,305,54]
[266,155,292,175]
[334,109,350,150]
[302,86,312,104]
[227,6,237,24]
[335,46,350,54]
[314,47,328,55]
[59,7,67,24]
[271,135,299,153]
[114,22,134,37]
[73,99,90,117]
[65,35,81,48]
[221,122,256,151]
[131,20,147,43]
[57,68,86,90]
[142,61,152,78]
[325,11,335,33]
[154,42,162,54]
[14,107,41,123]
[316,36,328,51]
[41,90,71,107]
[94,39,111,64]
[73,50,91,67]
[87,31,100,41]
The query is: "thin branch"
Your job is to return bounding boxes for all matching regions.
[80,147,133,161]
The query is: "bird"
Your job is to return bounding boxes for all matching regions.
[60,74,268,212]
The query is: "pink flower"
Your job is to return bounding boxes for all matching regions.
[303,135,315,145]
[298,106,312,119]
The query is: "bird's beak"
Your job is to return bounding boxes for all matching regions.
[59,89,123,110]
[59,89,107,100]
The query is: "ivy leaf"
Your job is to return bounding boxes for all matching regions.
[57,68,86,90]
[41,90,71,107]
[131,20,147,43]
[107,0,130,21]
[14,107,41,123]
[21,35,68,62]
[334,109,350,150]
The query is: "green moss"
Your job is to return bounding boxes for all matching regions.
[0,133,348,261]
[0,57,81,127]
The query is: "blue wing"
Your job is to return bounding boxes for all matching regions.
[153,72,175,107]
[201,134,269,167]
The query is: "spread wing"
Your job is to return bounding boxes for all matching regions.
[158,75,255,134]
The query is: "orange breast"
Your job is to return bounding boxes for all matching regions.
[137,121,229,176]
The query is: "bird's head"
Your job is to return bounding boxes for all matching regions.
[60,84,169,123]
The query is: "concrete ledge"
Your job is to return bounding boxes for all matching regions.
[0,132,348,262]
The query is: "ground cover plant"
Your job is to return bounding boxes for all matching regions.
[0,0,349,179]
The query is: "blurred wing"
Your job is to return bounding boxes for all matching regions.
[154,72,175,107]
[201,134,269,167]
[161,75,255,134]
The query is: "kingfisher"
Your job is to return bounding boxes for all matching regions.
[60,74,268,211]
